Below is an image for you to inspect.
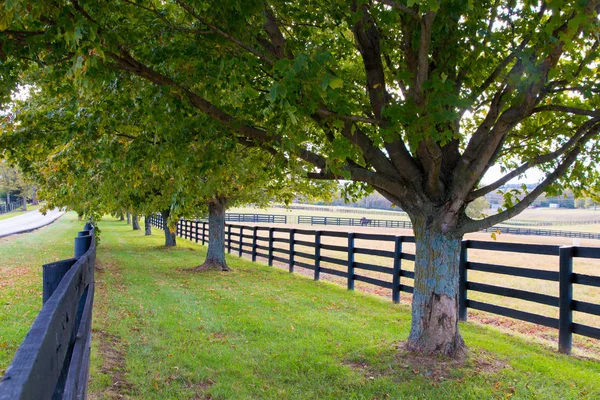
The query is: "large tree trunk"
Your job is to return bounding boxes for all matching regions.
[119,211,125,221]
[161,209,176,247]
[144,216,152,236]
[126,212,131,224]
[132,214,141,230]
[20,195,27,211]
[31,185,38,205]
[197,198,230,271]
[406,217,465,357]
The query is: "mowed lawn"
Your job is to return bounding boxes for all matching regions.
[1,215,600,399]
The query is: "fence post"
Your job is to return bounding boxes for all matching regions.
[239,227,244,257]
[559,245,574,354]
[42,258,78,304]
[347,232,355,290]
[289,229,296,273]
[194,221,199,243]
[268,227,275,266]
[74,234,92,258]
[252,227,258,262]
[202,222,207,245]
[227,225,232,253]
[459,240,469,321]
[392,236,402,303]
[314,231,321,280]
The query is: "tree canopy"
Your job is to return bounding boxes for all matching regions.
[2,0,599,356]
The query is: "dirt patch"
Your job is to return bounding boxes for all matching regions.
[345,342,508,383]
[92,330,133,399]
[184,262,232,273]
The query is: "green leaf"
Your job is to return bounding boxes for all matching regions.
[329,77,343,89]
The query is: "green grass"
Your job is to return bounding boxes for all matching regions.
[0,204,44,221]
[2,214,600,399]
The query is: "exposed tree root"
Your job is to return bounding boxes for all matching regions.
[188,260,231,273]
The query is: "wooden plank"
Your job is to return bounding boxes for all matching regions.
[572,273,600,288]
[467,262,559,282]
[0,251,95,400]
[63,284,94,400]
[319,255,346,267]
[294,251,316,260]
[319,267,347,278]
[572,323,600,340]
[272,255,289,264]
[293,240,315,248]
[467,300,559,329]
[401,253,415,261]
[466,241,559,256]
[294,260,315,270]
[399,284,413,293]
[573,247,600,259]
[572,300,600,317]
[354,248,395,258]
[353,262,394,275]
[320,243,347,252]
[353,233,395,241]
[400,270,415,279]
[354,275,393,289]
[467,282,559,307]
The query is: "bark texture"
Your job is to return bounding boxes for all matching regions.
[132,214,141,230]
[144,216,152,236]
[161,209,176,247]
[31,185,38,205]
[20,196,27,211]
[126,212,131,224]
[197,198,230,271]
[407,217,465,357]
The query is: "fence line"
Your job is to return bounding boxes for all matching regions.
[0,199,24,215]
[0,223,96,400]
[150,214,600,355]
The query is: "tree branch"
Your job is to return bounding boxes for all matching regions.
[468,118,600,200]
[351,1,390,119]
[174,0,275,65]
[532,105,600,117]
[459,122,600,234]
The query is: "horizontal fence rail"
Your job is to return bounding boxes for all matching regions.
[0,223,96,400]
[150,214,600,355]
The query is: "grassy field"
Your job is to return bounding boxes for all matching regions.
[2,214,600,399]
[0,204,44,222]
[231,205,600,229]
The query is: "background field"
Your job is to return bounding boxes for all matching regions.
[231,205,600,230]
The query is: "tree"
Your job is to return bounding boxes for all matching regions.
[2,1,599,356]
[2,75,332,264]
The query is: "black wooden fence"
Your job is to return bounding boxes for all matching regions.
[0,199,24,215]
[298,215,412,229]
[150,214,600,355]
[0,223,96,400]
[224,213,287,224]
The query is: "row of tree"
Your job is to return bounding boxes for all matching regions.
[1,1,599,357]
[0,162,37,210]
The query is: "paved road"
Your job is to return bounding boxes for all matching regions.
[0,209,65,238]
